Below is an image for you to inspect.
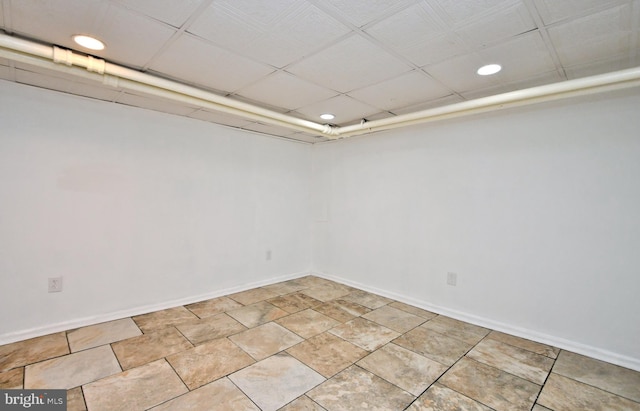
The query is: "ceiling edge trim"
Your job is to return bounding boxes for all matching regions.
[1,33,639,141]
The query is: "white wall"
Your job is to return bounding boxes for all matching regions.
[312,88,640,369]
[0,80,312,342]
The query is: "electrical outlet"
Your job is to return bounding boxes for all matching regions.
[447,272,457,286]
[48,277,63,293]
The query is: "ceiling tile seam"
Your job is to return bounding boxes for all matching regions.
[537,1,633,28]
[228,31,358,99]
[342,0,421,30]
[429,0,522,29]
[522,0,567,80]
[305,0,462,101]
[139,0,215,71]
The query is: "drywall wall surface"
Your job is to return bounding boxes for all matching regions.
[312,88,640,367]
[0,80,311,340]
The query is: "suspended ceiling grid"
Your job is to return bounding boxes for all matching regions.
[1,0,639,143]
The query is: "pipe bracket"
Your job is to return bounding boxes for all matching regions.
[52,46,73,66]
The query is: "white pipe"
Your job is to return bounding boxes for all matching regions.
[334,66,640,138]
[0,33,333,136]
[2,32,640,140]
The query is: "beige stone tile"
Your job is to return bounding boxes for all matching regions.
[227,301,289,328]
[67,318,141,352]
[299,282,353,302]
[229,287,279,305]
[149,377,260,411]
[0,332,69,372]
[277,309,340,339]
[185,297,243,318]
[362,305,426,333]
[357,343,447,395]
[308,365,414,411]
[230,353,325,411]
[167,337,255,390]
[393,326,472,366]
[341,290,393,309]
[230,322,303,360]
[24,345,121,389]
[467,338,554,384]
[287,332,368,378]
[262,279,309,296]
[538,373,640,411]
[278,395,326,410]
[0,367,23,389]
[552,350,640,402]
[67,387,87,411]
[329,317,400,351]
[439,357,541,411]
[421,316,490,345]
[83,359,187,411]
[407,383,493,411]
[532,405,553,411]
[293,276,341,289]
[313,300,371,323]
[268,292,322,313]
[132,306,198,333]
[111,327,192,370]
[388,301,438,320]
[487,331,559,358]
[176,313,246,345]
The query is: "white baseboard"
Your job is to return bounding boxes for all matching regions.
[313,271,640,372]
[0,271,310,346]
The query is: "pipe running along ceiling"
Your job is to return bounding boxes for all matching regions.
[2,32,640,141]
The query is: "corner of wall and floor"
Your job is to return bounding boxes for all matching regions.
[1,79,639,372]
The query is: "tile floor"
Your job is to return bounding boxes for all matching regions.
[1,275,640,411]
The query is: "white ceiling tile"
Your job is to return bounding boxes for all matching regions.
[564,54,640,80]
[424,53,500,93]
[548,4,635,67]
[0,66,12,81]
[288,132,327,143]
[287,35,412,93]
[320,0,414,27]
[348,70,452,111]
[294,94,381,124]
[241,122,299,138]
[392,94,466,114]
[533,0,629,25]
[234,4,351,67]
[366,3,467,66]
[187,109,254,128]
[189,0,350,67]
[149,34,275,93]
[14,68,121,101]
[115,92,199,116]
[236,71,338,110]
[460,70,564,99]
[9,0,176,68]
[425,0,518,25]
[113,0,204,27]
[456,2,537,48]
[479,32,557,82]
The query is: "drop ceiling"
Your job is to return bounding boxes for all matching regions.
[1,0,639,143]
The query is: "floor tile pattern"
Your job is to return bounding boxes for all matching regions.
[1,275,639,410]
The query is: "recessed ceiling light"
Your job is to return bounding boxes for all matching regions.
[320,113,335,120]
[477,64,501,76]
[72,35,105,51]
